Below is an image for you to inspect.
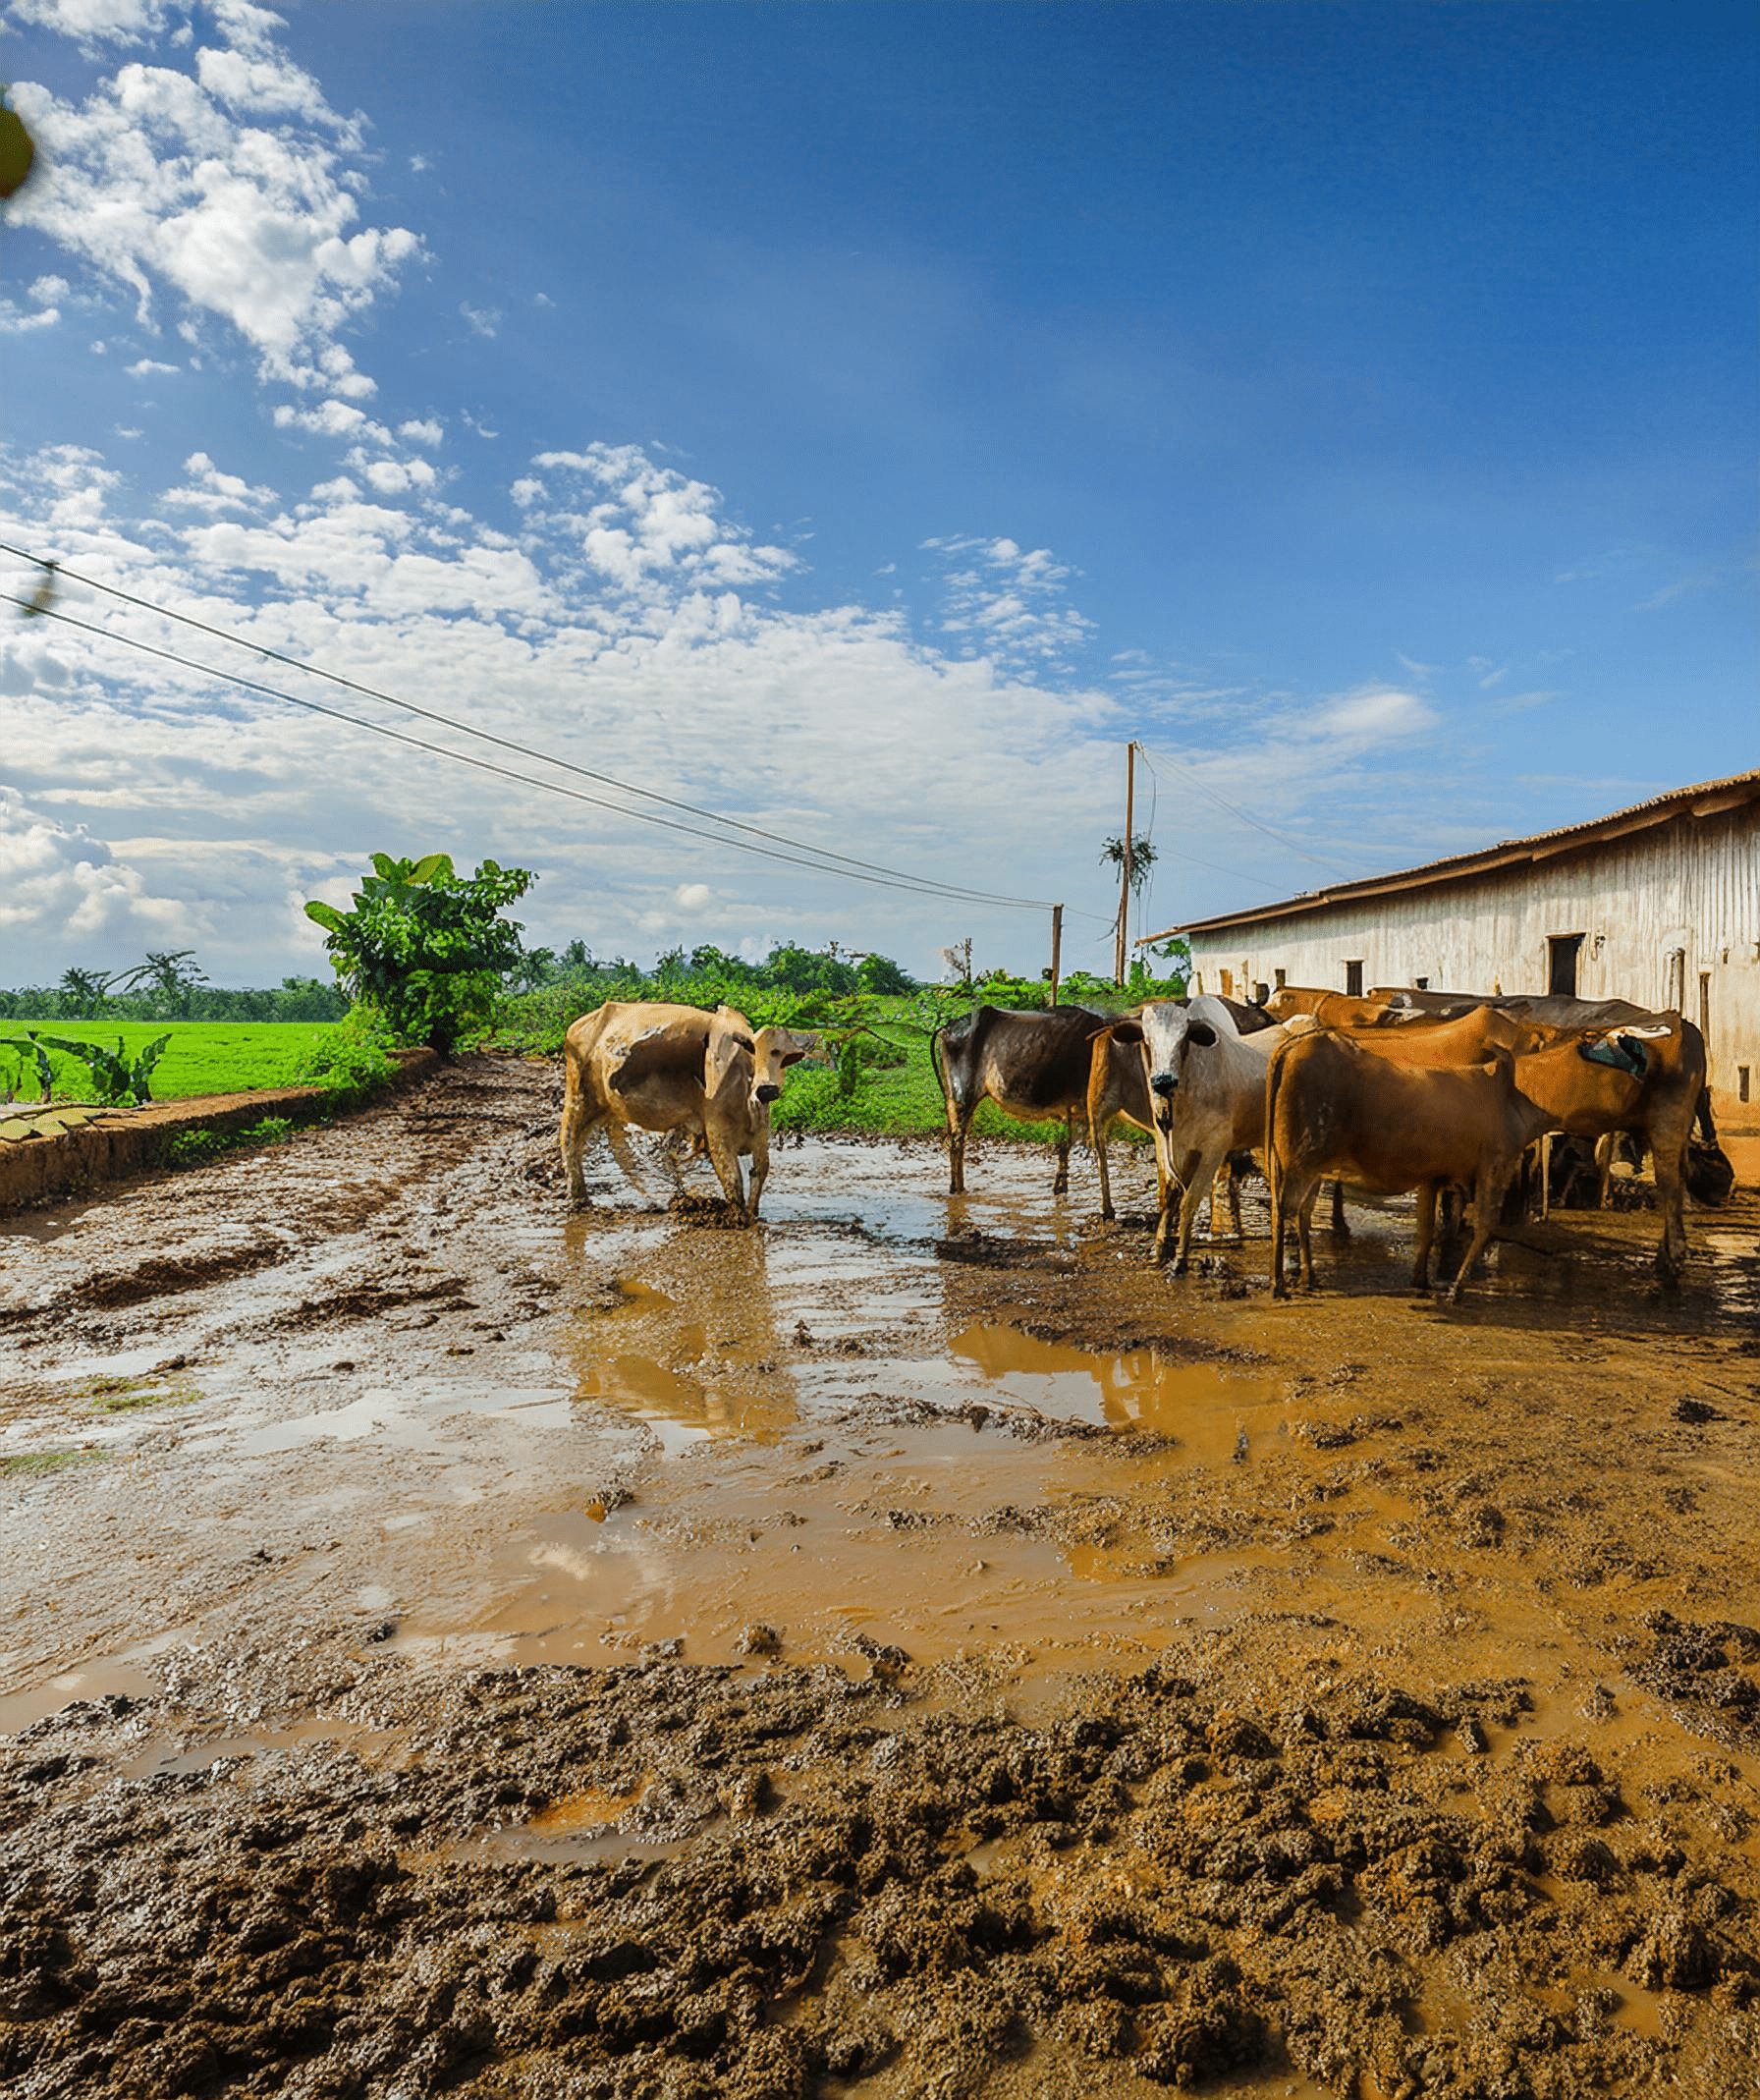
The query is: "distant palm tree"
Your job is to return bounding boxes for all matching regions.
[58,967,116,1019]
[1099,834,1157,895]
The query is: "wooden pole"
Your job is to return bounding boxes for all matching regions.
[1049,903,1064,1008]
[1116,741,1136,985]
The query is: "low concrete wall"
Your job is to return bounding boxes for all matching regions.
[0,1048,438,1215]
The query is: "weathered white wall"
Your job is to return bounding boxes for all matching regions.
[1187,804,1760,1124]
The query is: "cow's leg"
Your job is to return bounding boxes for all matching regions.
[1652,1136,1689,1287]
[1539,1132,1554,1221]
[1053,1109,1073,1196]
[1412,1181,1439,1292]
[604,1121,652,1199]
[1329,1179,1350,1242]
[1595,1133,1617,1210]
[746,1114,772,1218]
[1225,1163,1244,1243]
[947,1097,974,1196]
[1169,1148,1210,1273]
[1269,1157,1295,1299]
[703,1116,748,1216]
[1447,1169,1509,1302]
[1093,1114,1115,1222]
[1295,1183,1322,1289]
[559,1071,599,1209]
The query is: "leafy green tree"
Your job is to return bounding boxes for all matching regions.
[855,953,914,996]
[303,853,533,1053]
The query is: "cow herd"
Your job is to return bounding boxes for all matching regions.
[558,982,1733,1304]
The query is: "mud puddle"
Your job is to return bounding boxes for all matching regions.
[2,1061,1757,2098]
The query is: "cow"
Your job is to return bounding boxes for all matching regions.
[1084,995,1279,1225]
[1368,989,1727,1279]
[560,1001,817,1219]
[1101,996,1296,1269]
[929,1004,1114,1196]
[1264,1021,1559,1301]
[1266,986,1425,1029]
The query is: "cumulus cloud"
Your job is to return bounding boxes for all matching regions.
[8,2,420,395]
[0,785,188,952]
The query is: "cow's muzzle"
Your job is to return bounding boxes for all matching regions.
[1150,1073,1178,1097]
[754,1083,782,1104]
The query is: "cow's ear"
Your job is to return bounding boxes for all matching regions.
[781,1050,806,1067]
[1186,1021,1217,1047]
[704,1027,754,1092]
[1107,1020,1144,1046]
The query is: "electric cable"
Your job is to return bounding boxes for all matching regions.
[3,590,1083,912]
[0,540,1085,913]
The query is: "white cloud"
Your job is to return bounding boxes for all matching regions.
[9,6,421,394]
[0,785,187,953]
[460,302,501,339]
[0,301,61,334]
[397,417,443,446]
[675,882,714,912]
[1302,688,1438,745]
[159,449,275,514]
[125,357,180,375]
[28,275,72,304]
[10,0,174,51]
[923,532,1093,671]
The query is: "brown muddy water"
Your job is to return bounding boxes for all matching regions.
[1,1055,1758,2099]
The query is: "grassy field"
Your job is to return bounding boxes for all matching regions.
[0,1022,339,1104]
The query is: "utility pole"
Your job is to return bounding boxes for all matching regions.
[1049,904,1063,1008]
[1115,741,1136,985]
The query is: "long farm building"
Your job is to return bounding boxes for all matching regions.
[1147,771,1760,1128]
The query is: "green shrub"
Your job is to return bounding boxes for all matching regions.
[297,1008,399,1102]
[304,852,534,1054]
[162,1128,227,1165]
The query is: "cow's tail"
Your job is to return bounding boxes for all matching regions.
[1085,1024,1116,1151]
[1263,1027,1303,1229]
[928,1020,949,1107]
[1695,1082,1718,1147]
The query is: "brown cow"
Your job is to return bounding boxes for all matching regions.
[560,1001,816,1217]
[1356,999,1715,1281]
[1265,1022,1557,1300]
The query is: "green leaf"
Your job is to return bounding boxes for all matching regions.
[303,900,347,932]
[410,852,453,885]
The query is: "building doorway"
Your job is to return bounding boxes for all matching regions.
[1344,960,1364,997]
[1547,933,1585,998]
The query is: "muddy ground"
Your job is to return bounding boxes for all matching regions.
[2,1054,1757,2099]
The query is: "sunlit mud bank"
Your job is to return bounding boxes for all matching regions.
[2,1057,1757,2097]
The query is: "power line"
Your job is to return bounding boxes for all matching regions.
[1136,743,1364,883]
[2,590,1080,912]
[0,540,1077,914]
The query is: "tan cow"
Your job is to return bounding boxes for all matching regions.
[1265,986,1423,1029]
[560,1001,816,1218]
[1265,1021,1557,1300]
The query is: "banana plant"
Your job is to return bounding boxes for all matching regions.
[30,1032,172,1105]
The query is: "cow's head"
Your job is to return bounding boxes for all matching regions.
[748,1026,819,1107]
[1110,1001,1217,1130]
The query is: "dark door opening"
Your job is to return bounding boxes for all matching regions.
[1547,933,1584,998]
[1344,960,1363,997]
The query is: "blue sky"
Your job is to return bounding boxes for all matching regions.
[1,0,1754,983]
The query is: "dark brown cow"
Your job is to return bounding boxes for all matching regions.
[930,1004,1111,1196]
[1265,1022,1558,1300]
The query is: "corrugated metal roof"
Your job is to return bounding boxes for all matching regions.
[1142,769,1760,943]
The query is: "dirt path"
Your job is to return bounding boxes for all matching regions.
[2,1056,1757,2098]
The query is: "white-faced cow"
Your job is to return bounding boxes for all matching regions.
[1101,995,1293,1269]
[560,1001,817,1219]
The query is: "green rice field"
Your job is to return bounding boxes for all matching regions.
[0,1022,339,1105]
